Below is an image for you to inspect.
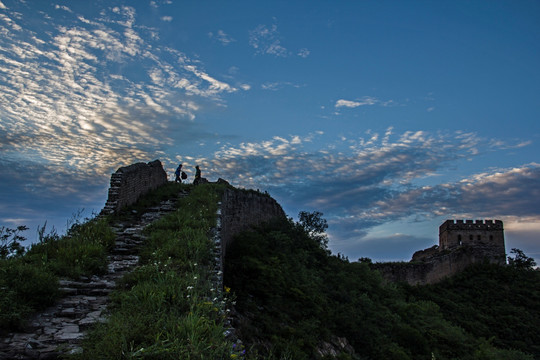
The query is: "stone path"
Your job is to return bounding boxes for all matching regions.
[0,192,188,360]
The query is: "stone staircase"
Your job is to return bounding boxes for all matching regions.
[0,191,188,360]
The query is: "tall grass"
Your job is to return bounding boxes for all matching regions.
[72,183,242,359]
[26,217,115,279]
[0,216,115,331]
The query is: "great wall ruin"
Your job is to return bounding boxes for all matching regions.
[1,159,507,358]
[87,159,511,287]
[0,160,285,359]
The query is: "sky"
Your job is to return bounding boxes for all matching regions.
[1,0,539,262]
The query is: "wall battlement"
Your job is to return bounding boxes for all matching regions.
[439,219,504,252]
[440,219,503,232]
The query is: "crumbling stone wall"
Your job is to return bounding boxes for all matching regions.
[219,188,286,258]
[101,160,167,215]
[374,246,504,285]
[374,219,506,285]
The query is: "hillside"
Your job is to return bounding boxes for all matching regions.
[224,213,540,360]
[1,181,539,359]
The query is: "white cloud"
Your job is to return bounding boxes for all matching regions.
[335,99,363,108]
[209,29,235,45]
[0,1,6,10]
[161,16,173,22]
[261,81,303,91]
[335,97,376,108]
[249,23,289,57]
[335,97,386,108]
[297,48,310,58]
[55,5,73,13]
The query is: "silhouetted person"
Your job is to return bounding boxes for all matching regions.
[175,164,182,183]
[194,165,201,184]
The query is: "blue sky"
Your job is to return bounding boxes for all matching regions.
[1,0,539,262]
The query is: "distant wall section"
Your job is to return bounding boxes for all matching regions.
[101,160,168,215]
[373,219,506,285]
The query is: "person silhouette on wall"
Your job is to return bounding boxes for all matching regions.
[194,165,201,184]
[175,164,182,183]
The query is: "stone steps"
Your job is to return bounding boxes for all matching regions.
[0,191,188,360]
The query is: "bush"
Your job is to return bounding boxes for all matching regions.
[0,216,115,332]
[0,258,58,330]
[26,217,115,279]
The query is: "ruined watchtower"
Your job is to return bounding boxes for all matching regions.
[439,219,505,263]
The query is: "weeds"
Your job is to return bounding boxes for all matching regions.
[26,217,115,279]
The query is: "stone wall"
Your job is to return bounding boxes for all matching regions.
[101,160,168,215]
[212,187,287,340]
[219,188,286,258]
[373,246,504,285]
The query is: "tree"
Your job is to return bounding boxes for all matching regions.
[298,211,329,248]
[507,248,537,270]
[0,225,28,258]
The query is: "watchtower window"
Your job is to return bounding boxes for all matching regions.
[457,234,462,245]
[477,235,481,241]
[489,235,493,241]
[469,235,473,241]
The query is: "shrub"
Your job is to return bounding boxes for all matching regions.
[26,217,115,279]
[0,258,58,330]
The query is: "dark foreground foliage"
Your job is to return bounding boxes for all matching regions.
[408,262,540,358]
[225,215,537,360]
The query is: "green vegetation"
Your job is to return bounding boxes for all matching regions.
[0,217,115,331]
[72,183,242,359]
[225,213,538,360]
[2,182,539,360]
[408,262,540,358]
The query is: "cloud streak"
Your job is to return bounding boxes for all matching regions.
[209,29,235,45]
[335,97,377,108]
[193,129,539,249]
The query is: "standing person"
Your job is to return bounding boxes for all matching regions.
[194,165,201,184]
[175,164,183,183]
